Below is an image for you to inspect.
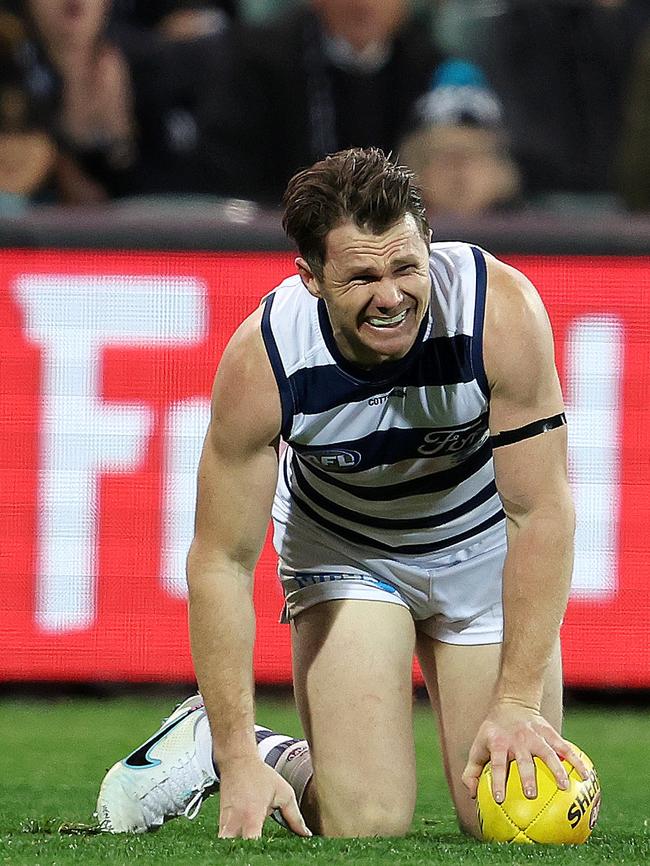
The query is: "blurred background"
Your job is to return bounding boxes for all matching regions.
[2,0,650,214]
[1,0,649,698]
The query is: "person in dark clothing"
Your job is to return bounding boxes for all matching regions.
[199,0,445,205]
[617,23,650,211]
[472,0,650,201]
[17,0,235,201]
[0,9,57,210]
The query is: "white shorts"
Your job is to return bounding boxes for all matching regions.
[277,523,507,645]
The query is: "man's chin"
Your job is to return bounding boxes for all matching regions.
[355,324,417,366]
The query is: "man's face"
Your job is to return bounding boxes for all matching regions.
[312,0,408,53]
[415,126,520,216]
[28,0,110,51]
[298,214,431,369]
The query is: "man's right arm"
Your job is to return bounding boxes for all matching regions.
[186,308,309,838]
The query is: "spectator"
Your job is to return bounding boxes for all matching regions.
[17,0,236,201]
[399,59,520,217]
[472,0,650,204]
[199,0,446,204]
[617,24,650,211]
[0,10,56,211]
[18,0,137,201]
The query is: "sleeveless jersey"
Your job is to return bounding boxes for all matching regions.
[261,241,505,560]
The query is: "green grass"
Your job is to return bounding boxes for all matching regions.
[1,693,648,864]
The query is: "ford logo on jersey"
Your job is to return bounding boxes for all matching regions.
[417,415,488,457]
[300,449,362,471]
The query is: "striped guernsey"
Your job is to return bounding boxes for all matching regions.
[261,241,505,560]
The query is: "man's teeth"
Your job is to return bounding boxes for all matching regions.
[367,310,407,327]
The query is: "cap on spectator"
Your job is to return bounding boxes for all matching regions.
[412,58,504,131]
[399,58,521,217]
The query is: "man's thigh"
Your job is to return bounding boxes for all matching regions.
[291,599,417,837]
[416,636,563,837]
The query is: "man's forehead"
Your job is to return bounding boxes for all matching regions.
[324,215,425,262]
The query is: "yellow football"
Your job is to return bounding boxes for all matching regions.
[477,746,601,844]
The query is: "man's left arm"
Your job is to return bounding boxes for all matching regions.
[462,255,590,804]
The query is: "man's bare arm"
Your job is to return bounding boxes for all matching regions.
[187,307,309,838]
[462,256,589,802]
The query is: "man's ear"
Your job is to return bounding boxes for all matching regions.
[296,257,322,298]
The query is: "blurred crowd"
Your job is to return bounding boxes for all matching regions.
[1,0,649,216]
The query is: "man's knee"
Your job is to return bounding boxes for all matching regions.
[320,799,413,837]
[458,815,482,840]
[302,771,415,837]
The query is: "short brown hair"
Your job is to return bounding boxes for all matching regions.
[282,147,430,279]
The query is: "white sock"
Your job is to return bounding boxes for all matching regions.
[273,740,313,808]
[255,726,313,807]
[195,710,218,782]
[194,707,313,808]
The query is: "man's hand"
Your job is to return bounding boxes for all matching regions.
[462,700,590,804]
[217,756,312,839]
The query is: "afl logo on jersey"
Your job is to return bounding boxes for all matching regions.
[417,415,488,457]
[300,449,362,472]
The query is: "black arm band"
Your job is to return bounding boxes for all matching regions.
[490,412,567,448]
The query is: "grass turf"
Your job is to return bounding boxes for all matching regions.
[0,693,648,865]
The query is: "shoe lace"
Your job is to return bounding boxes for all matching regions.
[183,789,205,821]
[141,757,213,825]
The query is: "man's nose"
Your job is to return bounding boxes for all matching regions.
[373,280,403,311]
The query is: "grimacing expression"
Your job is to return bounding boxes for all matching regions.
[298,214,431,369]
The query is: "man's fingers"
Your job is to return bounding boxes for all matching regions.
[218,807,235,838]
[219,820,243,839]
[218,807,264,839]
[465,710,589,809]
[556,740,591,781]
[462,737,490,798]
[218,783,311,840]
[219,823,263,839]
[461,757,484,798]
[513,736,577,799]
[513,751,537,799]
[538,742,570,791]
[241,820,264,840]
[489,750,509,804]
[273,792,312,837]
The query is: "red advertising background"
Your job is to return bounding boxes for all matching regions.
[1,249,648,686]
